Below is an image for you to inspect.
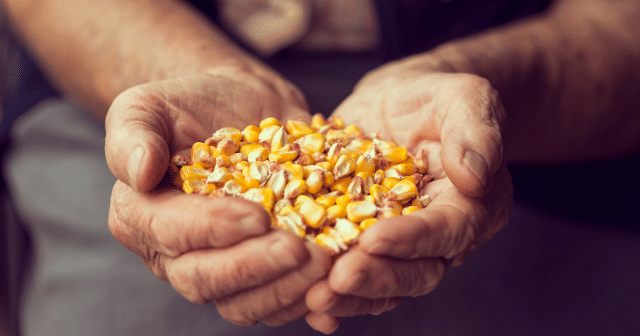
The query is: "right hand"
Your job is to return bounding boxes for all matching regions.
[105,71,332,327]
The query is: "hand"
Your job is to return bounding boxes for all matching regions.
[304,62,513,333]
[105,71,332,326]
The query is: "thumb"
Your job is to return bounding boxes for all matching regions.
[440,102,504,198]
[105,90,171,192]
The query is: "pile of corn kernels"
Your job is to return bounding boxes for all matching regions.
[169,114,432,255]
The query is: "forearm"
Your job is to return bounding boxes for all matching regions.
[427,0,640,163]
[4,0,268,120]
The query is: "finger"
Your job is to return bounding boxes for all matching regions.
[212,243,331,326]
[163,230,311,308]
[328,250,448,298]
[305,312,340,335]
[306,280,402,317]
[440,77,505,197]
[260,299,308,327]
[109,180,271,258]
[358,178,483,260]
[105,87,176,192]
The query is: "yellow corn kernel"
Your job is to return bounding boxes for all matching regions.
[295,149,315,166]
[242,124,261,143]
[274,213,306,238]
[284,179,307,199]
[240,143,266,156]
[180,165,210,182]
[326,204,347,222]
[402,205,420,215]
[316,160,334,172]
[298,200,327,229]
[211,127,243,143]
[327,116,344,129]
[343,124,362,137]
[267,169,287,198]
[311,113,326,130]
[403,175,416,185]
[369,184,388,206]
[334,218,362,244]
[270,126,289,152]
[205,167,231,185]
[259,117,282,130]
[359,218,378,230]
[302,165,323,178]
[229,152,247,165]
[216,137,240,157]
[233,173,260,191]
[381,146,407,163]
[335,194,353,208]
[323,171,335,188]
[381,176,401,190]
[191,142,212,162]
[314,233,346,255]
[247,147,270,162]
[282,162,304,181]
[333,154,356,180]
[296,133,325,154]
[223,179,245,195]
[332,176,352,194]
[388,179,418,201]
[182,179,204,194]
[285,120,314,139]
[355,154,376,176]
[346,139,374,155]
[294,194,315,209]
[346,201,377,223]
[364,195,375,203]
[356,172,374,194]
[259,125,281,143]
[248,161,270,183]
[306,169,325,195]
[243,188,275,212]
[346,175,364,195]
[268,145,299,163]
[234,160,249,171]
[416,194,432,208]
[391,162,417,176]
[326,143,342,164]
[326,129,350,146]
[274,199,294,215]
[374,169,386,184]
[316,193,338,208]
[384,167,404,180]
[339,149,361,162]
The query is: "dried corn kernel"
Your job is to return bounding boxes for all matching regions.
[172,116,434,255]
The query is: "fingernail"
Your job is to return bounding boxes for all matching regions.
[239,211,269,235]
[463,150,488,188]
[128,146,145,188]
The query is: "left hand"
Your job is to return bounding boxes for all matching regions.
[304,60,514,333]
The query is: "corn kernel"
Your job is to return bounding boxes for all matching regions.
[369,184,388,206]
[346,201,377,223]
[243,124,261,143]
[259,117,282,129]
[306,169,325,195]
[191,142,212,162]
[180,165,210,182]
[282,162,304,181]
[334,218,361,244]
[259,125,281,143]
[311,113,326,130]
[333,154,356,180]
[296,133,325,153]
[335,194,353,208]
[328,116,344,129]
[359,218,378,230]
[388,179,418,201]
[343,124,362,137]
[332,176,352,195]
[284,179,307,199]
[314,233,346,255]
[298,200,327,228]
[248,161,270,183]
[326,204,347,222]
[326,129,350,146]
[316,193,338,208]
[381,146,407,163]
[271,126,289,152]
[355,154,376,176]
[268,145,299,163]
[182,179,204,194]
[402,205,420,215]
[212,127,243,143]
[285,120,314,139]
[381,176,401,190]
[244,188,276,211]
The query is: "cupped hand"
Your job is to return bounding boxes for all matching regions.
[305,64,513,334]
[105,72,332,326]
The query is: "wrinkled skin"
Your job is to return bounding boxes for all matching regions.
[305,61,514,334]
[105,72,333,327]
